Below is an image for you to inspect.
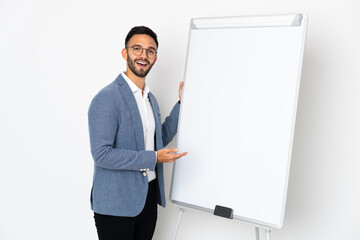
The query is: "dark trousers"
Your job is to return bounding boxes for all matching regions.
[94,180,158,240]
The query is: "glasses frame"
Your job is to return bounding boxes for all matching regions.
[127,45,158,59]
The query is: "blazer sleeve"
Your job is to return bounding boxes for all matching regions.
[88,90,157,171]
[161,102,181,147]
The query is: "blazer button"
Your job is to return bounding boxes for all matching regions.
[143,172,147,177]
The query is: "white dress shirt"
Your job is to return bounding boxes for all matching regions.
[122,72,156,182]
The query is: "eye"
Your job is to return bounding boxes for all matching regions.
[148,49,155,55]
[133,47,141,51]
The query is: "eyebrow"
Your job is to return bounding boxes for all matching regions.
[131,44,157,50]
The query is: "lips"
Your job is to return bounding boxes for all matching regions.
[135,59,149,68]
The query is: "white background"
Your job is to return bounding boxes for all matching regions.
[0,0,359,240]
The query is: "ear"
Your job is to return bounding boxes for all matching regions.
[121,48,127,60]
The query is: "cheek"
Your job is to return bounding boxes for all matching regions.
[127,54,136,63]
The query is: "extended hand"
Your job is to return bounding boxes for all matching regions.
[157,148,187,163]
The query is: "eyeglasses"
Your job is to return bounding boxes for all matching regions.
[127,45,157,59]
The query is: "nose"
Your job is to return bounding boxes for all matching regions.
[139,49,148,58]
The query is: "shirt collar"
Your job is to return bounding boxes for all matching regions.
[121,72,150,97]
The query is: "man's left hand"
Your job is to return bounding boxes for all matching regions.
[179,81,184,101]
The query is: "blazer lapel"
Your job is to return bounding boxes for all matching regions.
[115,74,145,150]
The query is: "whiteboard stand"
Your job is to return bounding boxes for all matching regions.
[265,228,272,240]
[255,227,272,240]
[255,227,260,240]
[172,207,274,240]
[172,208,185,240]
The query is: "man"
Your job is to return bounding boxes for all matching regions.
[88,26,187,240]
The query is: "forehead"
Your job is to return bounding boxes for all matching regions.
[128,34,157,49]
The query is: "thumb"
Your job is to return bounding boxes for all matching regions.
[169,148,178,153]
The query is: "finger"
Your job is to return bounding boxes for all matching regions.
[160,148,176,154]
[168,152,188,160]
[179,81,184,100]
[175,152,187,157]
[168,148,179,153]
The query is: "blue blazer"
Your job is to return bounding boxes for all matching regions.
[88,74,180,217]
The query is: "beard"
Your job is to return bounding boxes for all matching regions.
[127,55,155,78]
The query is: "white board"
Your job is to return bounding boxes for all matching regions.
[170,14,307,228]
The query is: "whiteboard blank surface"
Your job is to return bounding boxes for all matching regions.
[170,14,307,228]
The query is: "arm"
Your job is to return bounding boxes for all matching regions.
[157,81,187,162]
[161,102,180,147]
[162,81,184,146]
[88,91,156,171]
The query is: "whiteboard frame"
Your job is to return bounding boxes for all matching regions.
[170,13,308,229]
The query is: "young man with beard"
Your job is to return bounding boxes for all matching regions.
[88,26,187,240]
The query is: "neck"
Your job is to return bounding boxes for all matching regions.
[124,70,145,90]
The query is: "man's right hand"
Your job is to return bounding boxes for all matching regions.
[157,148,188,163]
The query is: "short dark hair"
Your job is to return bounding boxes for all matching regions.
[125,26,158,48]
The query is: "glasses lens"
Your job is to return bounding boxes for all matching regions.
[132,47,142,56]
[146,49,156,58]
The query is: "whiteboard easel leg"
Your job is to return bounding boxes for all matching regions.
[255,227,260,240]
[172,208,185,240]
[265,228,272,240]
